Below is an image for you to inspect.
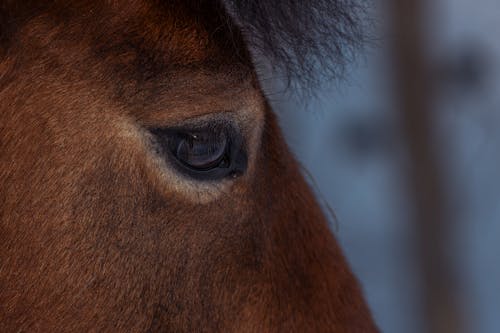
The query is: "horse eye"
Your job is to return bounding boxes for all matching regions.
[175,131,229,171]
[149,124,247,181]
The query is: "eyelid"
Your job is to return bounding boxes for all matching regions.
[137,101,263,203]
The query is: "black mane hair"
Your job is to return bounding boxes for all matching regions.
[222,0,371,91]
[0,0,370,92]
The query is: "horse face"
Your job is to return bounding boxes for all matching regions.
[0,1,376,331]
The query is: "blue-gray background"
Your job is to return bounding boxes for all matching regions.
[271,0,500,332]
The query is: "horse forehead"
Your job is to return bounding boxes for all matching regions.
[85,1,254,100]
[11,0,248,67]
[7,1,256,115]
[101,1,215,61]
[6,2,250,121]
[84,0,245,65]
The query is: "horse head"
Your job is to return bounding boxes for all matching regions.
[0,1,377,331]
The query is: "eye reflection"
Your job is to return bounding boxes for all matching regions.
[175,131,228,171]
[149,121,247,181]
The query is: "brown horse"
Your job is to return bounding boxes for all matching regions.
[0,0,377,331]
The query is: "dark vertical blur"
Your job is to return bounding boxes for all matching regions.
[388,0,463,332]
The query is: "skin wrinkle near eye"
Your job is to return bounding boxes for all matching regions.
[134,97,264,204]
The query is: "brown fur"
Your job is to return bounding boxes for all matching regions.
[0,1,377,331]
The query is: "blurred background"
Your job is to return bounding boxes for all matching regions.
[267,0,500,332]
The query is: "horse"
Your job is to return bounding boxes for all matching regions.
[0,0,377,331]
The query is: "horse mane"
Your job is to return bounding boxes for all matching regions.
[0,0,369,90]
[221,0,370,90]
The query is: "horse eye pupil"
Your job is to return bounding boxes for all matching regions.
[175,131,228,170]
